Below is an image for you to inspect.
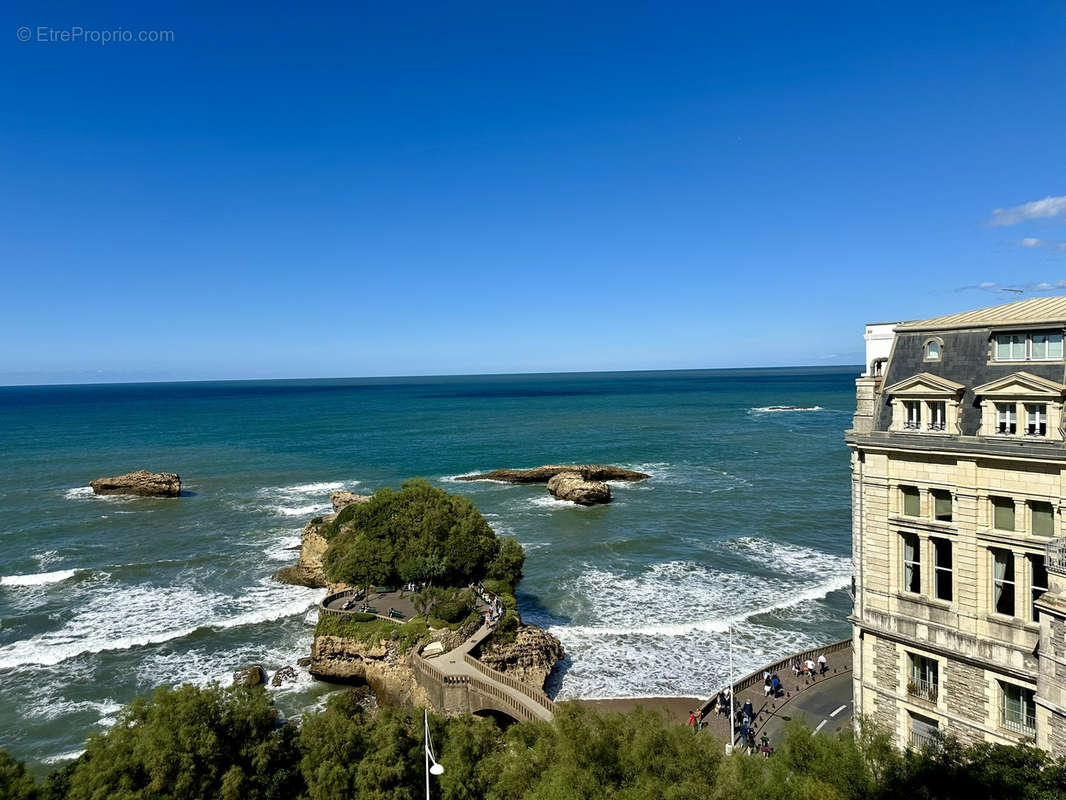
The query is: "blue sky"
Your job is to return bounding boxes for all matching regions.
[2,1,1065,384]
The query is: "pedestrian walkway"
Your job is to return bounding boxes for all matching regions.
[697,640,853,747]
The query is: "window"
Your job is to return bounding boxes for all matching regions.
[909,712,939,750]
[997,333,1027,360]
[931,489,952,522]
[928,401,946,431]
[992,548,1016,616]
[1001,682,1036,735]
[995,331,1063,361]
[902,486,921,517]
[1031,332,1063,360]
[902,533,921,593]
[992,497,1015,531]
[1031,501,1054,537]
[1031,556,1049,622]
[908,653,939,702]
[925,340,941,361]
[1025,404,1047,436]
[997,403,1018,434]
[933,539,952,601]
[904,400,922,430]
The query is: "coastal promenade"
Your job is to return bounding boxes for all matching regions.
[699,639,853,746]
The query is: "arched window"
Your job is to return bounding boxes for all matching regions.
[924,338,943,361]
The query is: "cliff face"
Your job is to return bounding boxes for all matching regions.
[477,624,565,690]
[274,517,331,588]
[275,491,370,588]
[310,635,431,708]
[310,626,467,708]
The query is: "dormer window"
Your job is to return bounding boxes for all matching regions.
[974,372,1064,441]
[924,338,942,361]
[995,331,1063,361]
[885,373,965,435]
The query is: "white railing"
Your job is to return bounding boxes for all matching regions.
[1047,538,1066,576]
[909,728,936,750]
[1002,712,1037,736]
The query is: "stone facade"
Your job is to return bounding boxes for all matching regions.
[847,298,1066,754]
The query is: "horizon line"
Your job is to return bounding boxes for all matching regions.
[0,363,864,389]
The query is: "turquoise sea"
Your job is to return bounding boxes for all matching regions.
[0,367,856,769]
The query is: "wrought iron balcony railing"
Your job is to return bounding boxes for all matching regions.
[1047,538,1066,576]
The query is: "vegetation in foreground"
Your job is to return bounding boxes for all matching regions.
[5,683,1066,800]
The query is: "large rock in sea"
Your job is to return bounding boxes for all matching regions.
[455,464,649,483]
[232,664,265,687]
[89,470,181,497]
[547,472,611,505]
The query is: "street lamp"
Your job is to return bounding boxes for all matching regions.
[424,709,444,799]
[726,624,736,755]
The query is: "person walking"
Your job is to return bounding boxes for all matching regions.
[688,710,697,728]
[818,653,828,675]
[804,658,816,680]
[742,699,754,722]
[759,732,772,758]
[770,674,781,696]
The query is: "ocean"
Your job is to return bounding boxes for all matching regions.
[0,367,856,769]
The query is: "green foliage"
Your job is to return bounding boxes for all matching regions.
[486,537,525,589]
[430,588,475,624]
[323,479,505,591]
[314,613,428,651]
[0,750,37,800]
[61,683,301,800]
[18,686,1066,800]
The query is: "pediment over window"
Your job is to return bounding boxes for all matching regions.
[972,371,1065,398]
[884,372,966,397]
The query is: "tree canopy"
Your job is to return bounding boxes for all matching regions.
[322,479,523,590]
[9,687,1066,800]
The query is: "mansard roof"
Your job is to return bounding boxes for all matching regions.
[972,371,1066,397]
[884,372,966,396]
[897,296,1066,332]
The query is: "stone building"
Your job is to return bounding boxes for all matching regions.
[847,296,1066,753]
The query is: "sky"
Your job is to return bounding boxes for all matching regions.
[2,1,1065,384]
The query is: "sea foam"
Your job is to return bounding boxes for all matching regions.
[0,569,78,587]
[0,578,324,670]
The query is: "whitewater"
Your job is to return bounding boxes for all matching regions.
[0,367,856,768]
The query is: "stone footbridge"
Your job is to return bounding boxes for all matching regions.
[320,587,555,723]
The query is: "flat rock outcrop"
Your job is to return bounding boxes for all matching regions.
[332,491,371,513]
[455,465,649,484]
[89,470,181,497]
[547,472,611,505]
[476,625,565,690]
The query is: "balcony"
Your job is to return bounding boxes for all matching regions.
[907,676,939,704]
[909,728,937,750]
[1002,712,1036,737]
[1047,538,1066,577]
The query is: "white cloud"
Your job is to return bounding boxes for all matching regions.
[959,279,1066,293]
[1020,237,1046,247]
[990,195,1066,227]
